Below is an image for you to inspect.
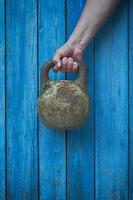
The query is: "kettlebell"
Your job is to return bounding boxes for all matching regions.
[38,59,89,130]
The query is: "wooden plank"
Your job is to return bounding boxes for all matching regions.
[66,1,95,199]
[95,1,128,199]
[129,0,133,199]
[6,0,38,199]
[0,0,5,199]
[38,0,66,199]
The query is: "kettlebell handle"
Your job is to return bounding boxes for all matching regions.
[40,59,87,91]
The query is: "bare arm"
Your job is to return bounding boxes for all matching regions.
[53,0,119,72]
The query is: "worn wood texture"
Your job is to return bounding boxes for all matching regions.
[66,1,95,199]
[38,0,66,199]
[6,0,38,199]
[129,0,133,199]
[0,0,5,199]
[95,1,128,199]
[1,0,132,199]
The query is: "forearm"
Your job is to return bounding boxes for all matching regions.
[53,0,119,72]
[68,0,119,50]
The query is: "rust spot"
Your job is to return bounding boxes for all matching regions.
[57,86,68,96]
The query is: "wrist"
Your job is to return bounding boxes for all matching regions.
[67,27,93,52]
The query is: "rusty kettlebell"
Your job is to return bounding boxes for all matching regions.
[38,59,89,130]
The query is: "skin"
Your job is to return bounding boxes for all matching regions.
[53,0,119,72]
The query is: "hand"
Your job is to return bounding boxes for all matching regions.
[53,41,83,72]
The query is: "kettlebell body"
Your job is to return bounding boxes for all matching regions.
[38,60,89,130]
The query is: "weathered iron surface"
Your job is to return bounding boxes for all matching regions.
[38,80,89,130]
[38,60,89,130]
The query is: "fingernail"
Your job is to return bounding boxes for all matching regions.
[73,62,77,66]
[69,57,73,61]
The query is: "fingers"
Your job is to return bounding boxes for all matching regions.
[53,57,78,72]
[67,57,73,72]
[61,57,78,72]
[73,62,78,72]
[61,57,68,72]
[53,60,61,73]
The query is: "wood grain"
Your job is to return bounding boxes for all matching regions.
[66,0,95,199]
[95,1,128,199]
[38,0,66,199]
[129,0,133,199]
[0,0,5,199]
[6,0,38,199]
[0,0,131,199]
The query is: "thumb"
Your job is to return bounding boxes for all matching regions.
[53,49,63,72]
[53,49,63,62]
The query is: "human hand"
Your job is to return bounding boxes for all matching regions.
[53,42,83,72]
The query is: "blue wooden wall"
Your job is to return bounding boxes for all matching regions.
[0,0,132,199]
